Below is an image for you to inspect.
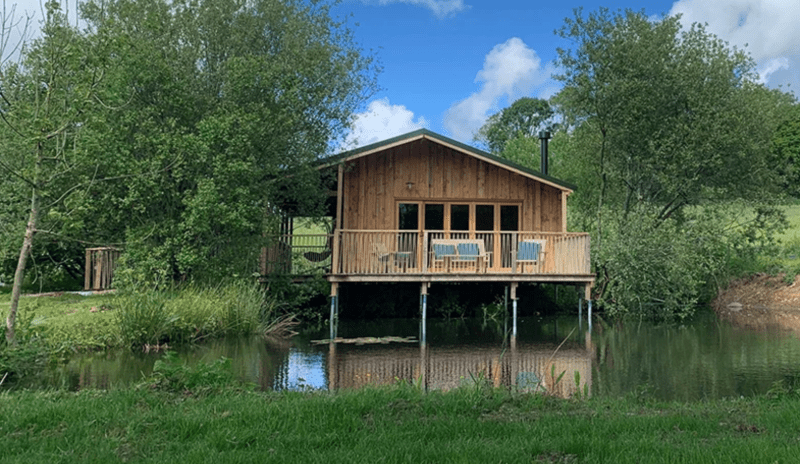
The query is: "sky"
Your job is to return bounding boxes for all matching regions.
[5,0,800,149]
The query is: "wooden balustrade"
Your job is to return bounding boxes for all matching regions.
[261,230,591,277]
[329,230,591,276]
[260,234,333,275]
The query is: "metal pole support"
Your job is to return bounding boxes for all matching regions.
[510,282,518,337]
[420,283,428,344]
[588,299,593,330]
[330,283,339,340]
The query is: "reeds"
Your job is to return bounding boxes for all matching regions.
[113,281,294,348]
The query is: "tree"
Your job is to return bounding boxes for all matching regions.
[552,8,795,318]
[1,0,378,343]
[475,97,554,155]
[75,0,378,284]
[1,1,116,344]
[772,103,800,198]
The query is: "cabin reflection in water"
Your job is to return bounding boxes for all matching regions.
[326,336,592,398]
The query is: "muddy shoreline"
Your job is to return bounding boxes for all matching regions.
[714,274,800,331]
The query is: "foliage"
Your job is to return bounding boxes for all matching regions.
[141,351,249,394]
[474,97,555,155]
[1,0,379,336]
[771,104,800,197]
[556,9,793,217]
[113,281,275,348]
[266,273,329,324]
[0,1,119,343]
[113,288,174,347]
[76,0,379,284]
[550,8,795,319]
[0,305,52,382]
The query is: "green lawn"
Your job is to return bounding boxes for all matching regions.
[2,383,800,463]
[1,292,118,349]
[779,203,800,242]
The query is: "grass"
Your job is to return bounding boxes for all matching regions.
[777,203,800,243]
[1,292,118,350]
[1,379,800,463]
[0,282,294,352]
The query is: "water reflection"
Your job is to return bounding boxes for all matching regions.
[326,336,591,397]
[20,311,800,401]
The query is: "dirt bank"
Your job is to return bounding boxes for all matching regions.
[714,274,800,331]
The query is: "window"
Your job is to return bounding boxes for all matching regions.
[398,203,419,230]
[425,204,444,230]
[476,205,494,231]
[501,205,519,231]
[450,204,469,231]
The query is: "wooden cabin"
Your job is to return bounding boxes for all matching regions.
[262,129,594,303]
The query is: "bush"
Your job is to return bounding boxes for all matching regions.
[140,351,250,394]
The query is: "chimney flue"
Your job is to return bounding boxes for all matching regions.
[538,130,550,175]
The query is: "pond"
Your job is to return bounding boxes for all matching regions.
[26,310,800,401]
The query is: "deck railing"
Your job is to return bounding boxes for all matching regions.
[332,230,590,276]
[261,234,332,275]
[262,230,591,276]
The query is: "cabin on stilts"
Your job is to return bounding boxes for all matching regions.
[261,129,595,327]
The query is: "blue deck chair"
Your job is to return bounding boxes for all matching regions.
[433,243,457,259]
[516,240,544,271]
[456,242,480,261]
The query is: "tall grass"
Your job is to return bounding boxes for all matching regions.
[113,281,294,348]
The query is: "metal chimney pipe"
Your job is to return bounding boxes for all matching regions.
[538,130,550,175]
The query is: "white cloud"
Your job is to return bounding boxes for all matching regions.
[341,98,429,150]
[757,57,790,84]
[443,38,555,143]
[669,0,800,89]
[366,0,468,18]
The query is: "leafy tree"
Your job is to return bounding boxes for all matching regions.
[772,103,800,198]
[1,0,378,343]
[475,97,554,155]
[0,1,118,343]
[76,0,379,284]
[552,8,795,318]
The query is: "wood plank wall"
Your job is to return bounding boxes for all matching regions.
[341,139,564,232]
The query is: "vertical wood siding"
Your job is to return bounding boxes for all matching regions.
[341,139,564,232]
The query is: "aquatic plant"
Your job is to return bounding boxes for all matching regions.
[141,351,251,394]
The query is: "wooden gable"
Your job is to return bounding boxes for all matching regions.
[338,136,567,233]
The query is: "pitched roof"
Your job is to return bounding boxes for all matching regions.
[319,129,577,192]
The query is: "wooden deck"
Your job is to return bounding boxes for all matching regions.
[262,230,594,286]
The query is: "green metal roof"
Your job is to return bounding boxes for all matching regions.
[318,128,577,192]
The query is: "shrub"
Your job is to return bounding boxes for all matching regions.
[141,351,250,394]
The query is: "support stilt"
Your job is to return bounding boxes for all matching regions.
[510,282,518,337]
[588,299,593,330]
[420,283,428,344]
[330,283,339,340]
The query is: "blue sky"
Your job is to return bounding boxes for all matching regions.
[6,0,800,149]
[333,0,800,148]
